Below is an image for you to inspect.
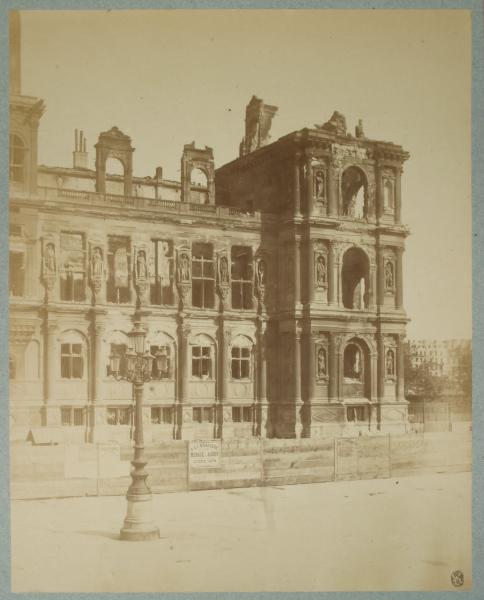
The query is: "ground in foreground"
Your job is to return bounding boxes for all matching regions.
[11,472,471,592]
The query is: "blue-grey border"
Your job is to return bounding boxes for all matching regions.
[0,1,482,599]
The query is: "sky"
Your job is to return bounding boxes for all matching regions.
[19,9,471,340]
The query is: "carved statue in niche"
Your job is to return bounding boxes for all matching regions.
[353,277,366,309]
[316,254,327,286]
[257,259,266,287]
[178,253,190,282]
[317,347,327,378]
[44,243,56,275]
[219,255,229,285]
[314,170,325,199]
[91,247,103,279]
[385,261,394,289]
[386,349,395,377]
[354,350,361,376]
[136,250,148,281]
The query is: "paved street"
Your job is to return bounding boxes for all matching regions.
[11,472,471,592]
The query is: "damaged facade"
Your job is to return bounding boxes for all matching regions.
[9,13,410,443]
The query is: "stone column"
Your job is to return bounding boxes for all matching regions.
[219,325,231,438]
[376,162,384,220]
[293,152,302,217]
[177,321,191,438]
[336,247,343,307]
[89,315,106,441]
[328,242,336,305]
[369,263,377,310]
[294,322,303,437]
[396,335,405,402]
[92,320,105,403]
[305,152,314,216]
[257,320,269,437]
[294,237,301,306]
[308,239,315,303]
[43,316,59,426]
[395,167,402,224]
[328,163,338,216]
[396,247,404,309]
[377,247,385,306]
[306,331,316,405]
[329,332,338,401]
[377,334,385,402]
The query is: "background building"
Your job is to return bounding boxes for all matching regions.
[9,13,410,443]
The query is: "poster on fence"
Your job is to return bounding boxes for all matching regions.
[189,440,221,468]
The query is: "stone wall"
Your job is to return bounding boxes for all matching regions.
[10,432,471,500]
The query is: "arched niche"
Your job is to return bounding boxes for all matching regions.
[341,165,368,219]
[342,247,370,309]
[343,337,371,399]
[25,339,40,380]
[95,126,134,197]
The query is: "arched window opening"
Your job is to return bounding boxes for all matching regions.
[9,135,26,183]
[384,180,394,210]
[190,168,208,188]
[344,343,363,381]
[342,166,368,218]
[191,334,215,380]
[231,335,253,380]
[342,247,369,309]
[60,339,84,379]
[105,157,125,176]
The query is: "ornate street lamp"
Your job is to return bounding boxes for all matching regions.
[109,321,159,541]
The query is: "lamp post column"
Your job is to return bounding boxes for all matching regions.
[120,323,159,542]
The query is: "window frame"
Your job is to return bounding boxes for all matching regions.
[150,239,174,306]
[231,346,252,380]
[61,406,86,427]
[191,243,215,309]
[231,246,253,310]
[150,406,173,425]
[60,342,84,380]
[191,344,213,380]
[59,232,86,302]
[106,406,131,426]
[9,134,26,183]
[107,235,131,304]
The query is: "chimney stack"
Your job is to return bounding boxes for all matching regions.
[239,95,278,157]
[73,129,88,169]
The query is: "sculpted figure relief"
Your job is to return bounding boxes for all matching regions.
[257,259,266,287]
[91,247,103,279]
[314,170,325,199]
[179,253,190,282]
[317,347,327,378]
[385,261,394,289]
[136,250,148,280]
[44,243,56,274]
[386,349,395,376]
[316,254,327,286]
[219,255,229,285]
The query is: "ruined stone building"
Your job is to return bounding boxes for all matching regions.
[9,13,410,443]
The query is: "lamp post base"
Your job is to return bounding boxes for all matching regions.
[120,494,160,542]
